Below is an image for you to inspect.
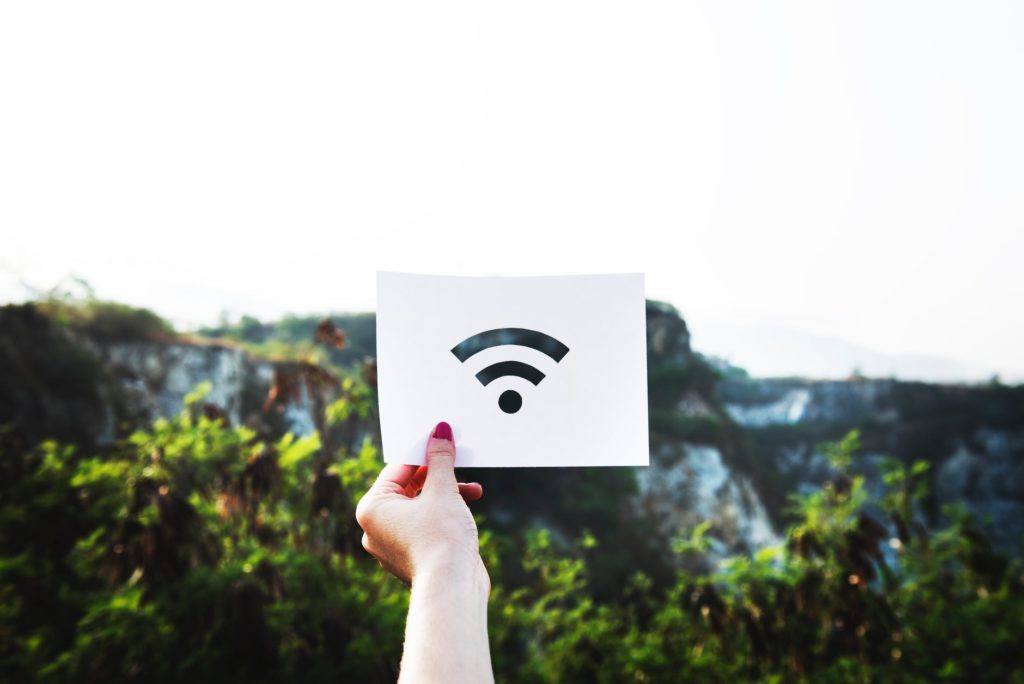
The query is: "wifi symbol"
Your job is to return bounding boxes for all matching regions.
[451,328,570,414]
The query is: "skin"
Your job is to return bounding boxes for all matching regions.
[355,423,493,683]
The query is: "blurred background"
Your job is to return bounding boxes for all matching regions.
[2,1,1022,681]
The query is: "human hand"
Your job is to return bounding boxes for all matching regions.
[355,421,486,585]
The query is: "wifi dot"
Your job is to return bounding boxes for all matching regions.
[498,390,522,414]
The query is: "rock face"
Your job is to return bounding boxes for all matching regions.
[720,377,1024,550]
[0,305,330,450]
[5,301,1022,558]
[646,301,692,366]
[105,342,265,428]
[638,302,781,556]
[636,443,778,557]
[101,341,325,441]
[935,435,1024,541]
[720,378,899,426]
[95,303,781,558]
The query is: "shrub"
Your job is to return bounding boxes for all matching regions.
[1,388,1021,682]
[39,299,175,343]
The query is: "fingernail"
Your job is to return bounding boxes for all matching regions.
[431,421,453,442]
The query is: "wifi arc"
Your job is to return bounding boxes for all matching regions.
[451,328,570,414]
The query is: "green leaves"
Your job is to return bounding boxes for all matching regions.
[277,433,321,471]
[3,398,1023,683]
[324,376,374,425]
[672,519,713,556]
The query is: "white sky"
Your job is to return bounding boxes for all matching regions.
[1,1,1022,379]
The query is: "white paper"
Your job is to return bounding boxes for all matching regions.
[376,272,649,467]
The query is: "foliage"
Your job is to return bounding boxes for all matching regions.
[4,297,1023,680]
[200,313,377,369]
[1,382,405,682]
[0,304,113,447]
[648,360,721,406]
[2,361,1022,684]
[35,285,176,343]
[489,431,1024,683]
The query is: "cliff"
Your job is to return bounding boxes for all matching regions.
[720,376,1024,549]
[3,300,1022,567]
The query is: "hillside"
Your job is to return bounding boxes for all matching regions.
[4,300,1023,557]
[200,304,1024,549]
[3,298,1024,680]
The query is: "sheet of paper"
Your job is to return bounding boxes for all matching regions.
[376,272,649,467]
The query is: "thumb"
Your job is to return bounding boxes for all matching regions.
[422,421,458,497]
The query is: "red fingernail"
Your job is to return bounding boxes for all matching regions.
[432,421,453,442]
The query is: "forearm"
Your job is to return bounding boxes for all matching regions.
[400,556,493,683]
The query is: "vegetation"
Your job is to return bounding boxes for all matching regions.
[2,296,1022,680]
[33,282,176,344]
[2,379,1021,681]
[200,313,377,368]
[0,304,113,448]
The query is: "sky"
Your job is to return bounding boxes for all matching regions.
[1,1,1022,381]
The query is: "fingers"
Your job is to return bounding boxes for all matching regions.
[403,474,482,502]
[458,482,484,502]
[370,463,418,495]
[402,466,429,497]
[422,421,458,497]
[357,463,417,528]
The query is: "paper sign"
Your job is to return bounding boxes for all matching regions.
[376,272,649,467]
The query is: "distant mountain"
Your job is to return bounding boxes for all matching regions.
[692,321,1020,383]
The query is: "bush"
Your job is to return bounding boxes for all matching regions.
[39,299,175,343]
[1,385,1021,682]
[0,304,113,447]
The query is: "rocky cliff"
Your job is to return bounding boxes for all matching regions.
[3,301,1022,563]
[719,376,1024,549]
[637,303,780,556]
[0,304,344,453]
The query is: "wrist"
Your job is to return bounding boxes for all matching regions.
[412,551,490,597]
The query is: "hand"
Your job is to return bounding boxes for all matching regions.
[356,421,494,682]
[355,421,486,585]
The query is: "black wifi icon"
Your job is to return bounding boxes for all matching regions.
[451,328,570,414]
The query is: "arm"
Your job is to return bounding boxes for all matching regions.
[404,553,491,682]
[355,422,494,683]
